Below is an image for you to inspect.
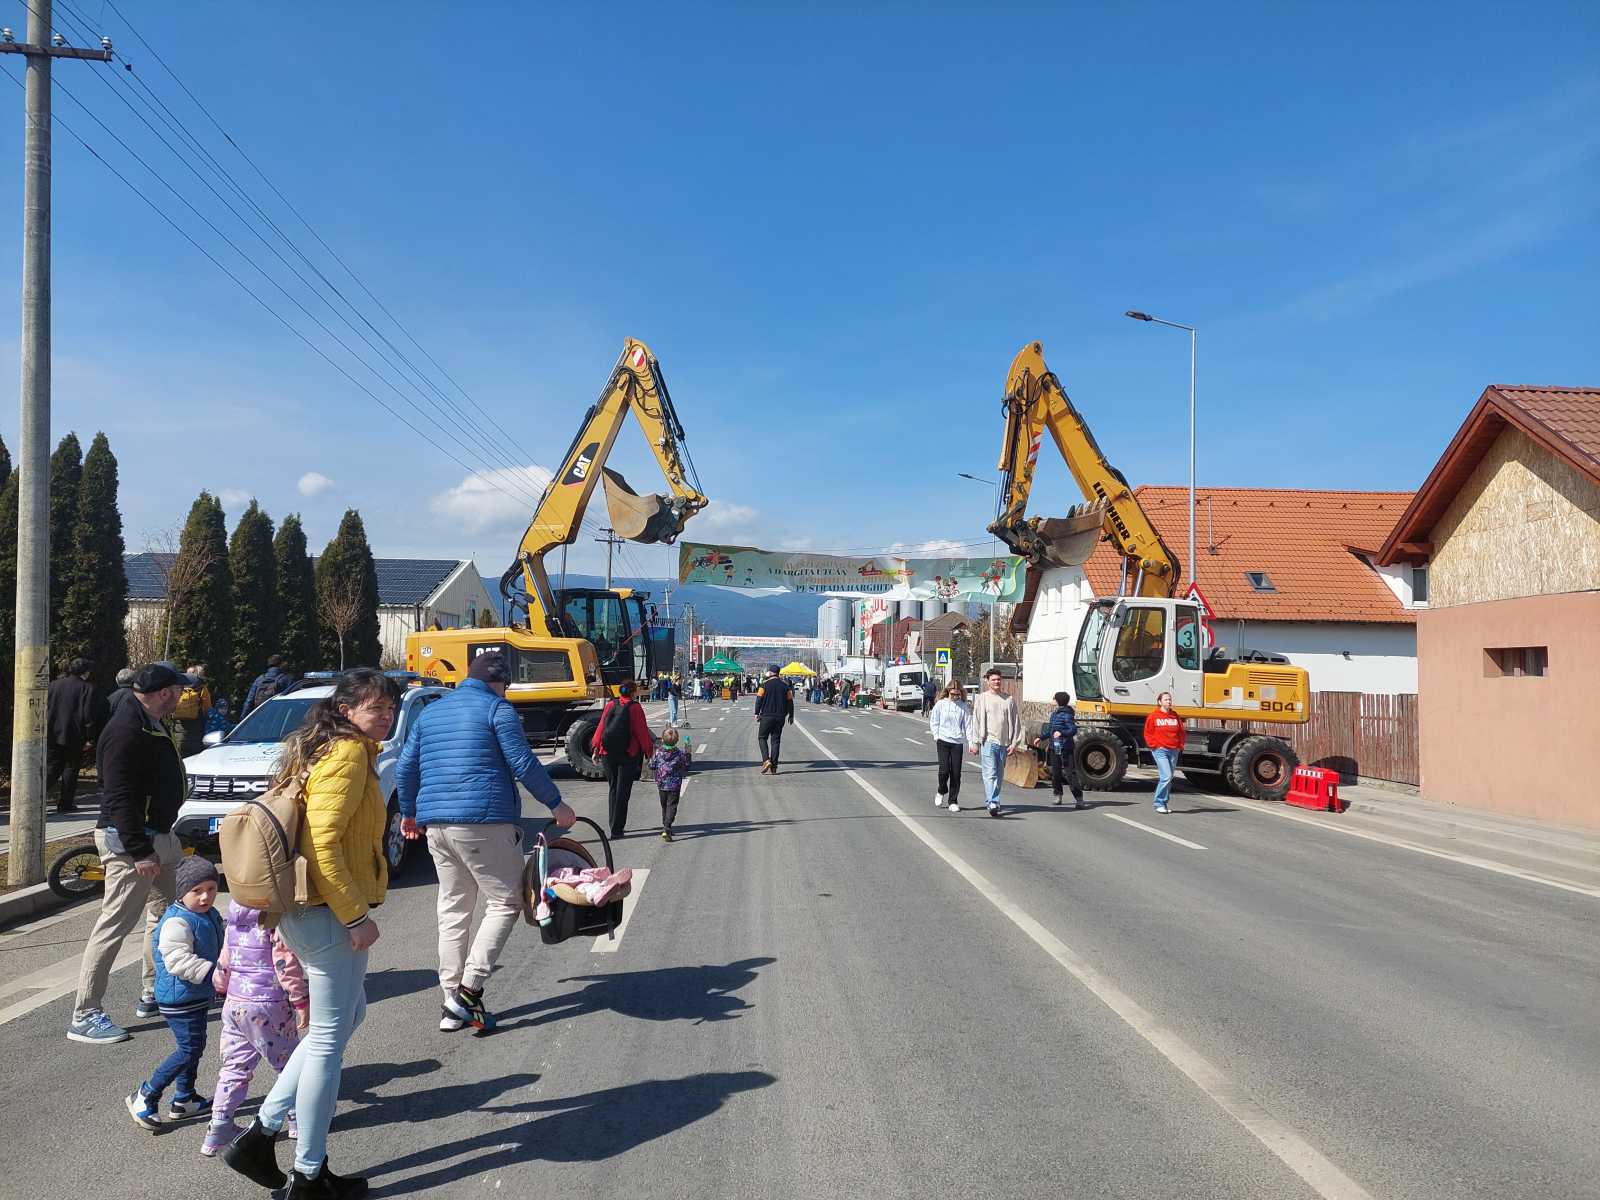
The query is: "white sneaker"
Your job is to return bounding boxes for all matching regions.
[947,800,958,812]
[933,793,945,808]
[439,1006,467,1032]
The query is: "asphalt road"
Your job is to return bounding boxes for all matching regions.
[1,695,1595,1199]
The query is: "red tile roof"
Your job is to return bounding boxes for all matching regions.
[1378,386,1600,565]
[1082,487,1415,623]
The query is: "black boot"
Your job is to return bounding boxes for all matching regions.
[221,1118,286,1189]
[286,1158,369,1199]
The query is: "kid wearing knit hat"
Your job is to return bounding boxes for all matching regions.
[126,855,224,1132]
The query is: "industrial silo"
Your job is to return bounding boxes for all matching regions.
[921,599,946,619]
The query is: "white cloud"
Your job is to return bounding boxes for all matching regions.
[217,488,253,511]
[429,464,552,534]
[697,501,759,531]
[297,471,335,497]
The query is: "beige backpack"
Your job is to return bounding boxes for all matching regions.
[219,773,311,914]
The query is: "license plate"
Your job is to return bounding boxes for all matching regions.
[208,817,223,834]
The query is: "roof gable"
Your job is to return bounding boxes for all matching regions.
[1082,487,1414,623]
[1378,386,1600,564]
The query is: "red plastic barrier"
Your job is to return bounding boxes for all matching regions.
[1284,765,1346,812]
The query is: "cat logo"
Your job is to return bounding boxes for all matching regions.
[562,442,600,485]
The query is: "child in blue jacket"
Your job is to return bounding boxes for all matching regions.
[1034,690,1086,809]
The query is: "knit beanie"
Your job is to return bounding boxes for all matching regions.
[174,855,219,898]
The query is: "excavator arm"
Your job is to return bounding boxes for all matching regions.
[990,340,1181,599]
[506,338,708,636]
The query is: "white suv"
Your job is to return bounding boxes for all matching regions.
[174,680,449,878]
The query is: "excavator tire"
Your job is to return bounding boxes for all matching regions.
[1182,768,1231,794]
[1075,729,1129,792]
[1224,735,1298,801]
[565,716,606,781]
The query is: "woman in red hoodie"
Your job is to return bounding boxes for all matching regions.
[1143,691,1184,814]
[591,682,655,839]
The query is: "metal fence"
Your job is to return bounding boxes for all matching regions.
[1193,691,1419,785]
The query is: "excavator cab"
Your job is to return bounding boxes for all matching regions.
[558,588,653,691]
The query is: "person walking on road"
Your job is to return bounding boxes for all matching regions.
[1034,690,1086,808]
[68,662,192,1045]
[46,656,105,813]
[754,664,794,775]
[1144,691,1184,814]
[920,676,936,716]
[967,667,1024,817]
[222,667,399,1199]
[647,726,693,842]
[666,674,681,726]
[591,681,654,839]
[395,652,576,1034]
[929,681,971,811]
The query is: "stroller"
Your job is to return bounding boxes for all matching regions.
[521,816,631,945]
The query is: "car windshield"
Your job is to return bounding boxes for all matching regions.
[225,698,318,743]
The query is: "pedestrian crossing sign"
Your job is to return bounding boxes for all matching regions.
[935,647,951,667]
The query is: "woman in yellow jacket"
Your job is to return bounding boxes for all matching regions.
[224,668,399,1200]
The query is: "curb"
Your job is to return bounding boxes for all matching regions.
[0,880,81,930]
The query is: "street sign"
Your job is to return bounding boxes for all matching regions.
[935,647,951,667]
[1183,583,1216,646]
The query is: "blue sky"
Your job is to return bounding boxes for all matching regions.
[0,1,1595,581]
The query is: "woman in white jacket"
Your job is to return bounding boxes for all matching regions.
[928,682,972,811]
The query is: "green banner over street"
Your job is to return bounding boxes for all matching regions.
[677,542,1026,602]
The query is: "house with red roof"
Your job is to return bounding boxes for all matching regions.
[1377,385,1600,828]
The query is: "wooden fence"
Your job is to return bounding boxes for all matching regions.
[1193,691,1418,785]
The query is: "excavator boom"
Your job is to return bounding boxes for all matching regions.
[991,341,1181,598]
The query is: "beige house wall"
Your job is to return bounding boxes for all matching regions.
[1417,593,1600,828]
[1429,427,1600,608]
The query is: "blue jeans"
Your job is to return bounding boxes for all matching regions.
[146,1008,208,1100]
[1152,748,1179,809]
[667,696,679,724]
[258,905,369,1176]
[979,741,1007,807]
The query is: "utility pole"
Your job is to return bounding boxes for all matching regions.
[3,9,113,888]
[595,527,624,590]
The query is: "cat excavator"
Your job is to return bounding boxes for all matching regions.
[407,338,708,779]
[989,340,1306,800]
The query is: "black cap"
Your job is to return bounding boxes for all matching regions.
[468,653,512,684]
[617,680,635,696]
[133,663,195,694]
[766,663,780,675]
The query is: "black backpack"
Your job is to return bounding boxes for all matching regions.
[601,701,634,756]
[255,672,290,704]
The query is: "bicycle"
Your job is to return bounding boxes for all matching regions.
[46,839,200,899]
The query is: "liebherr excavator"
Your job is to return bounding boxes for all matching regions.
[406,339,708,779]
[990,340,1307,801]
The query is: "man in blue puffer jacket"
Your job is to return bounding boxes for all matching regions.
[396,653,576,1033]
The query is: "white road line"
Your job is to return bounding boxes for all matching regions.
[904,737,925,746]
[1102,811,1207,851]
[0,942,142,1026]
[791,720,1375,1200]
[871,722,883,729]
[696,744,707,754]
[0,899,96,941]
[1220,795,1600,900]
[591,867,649,954]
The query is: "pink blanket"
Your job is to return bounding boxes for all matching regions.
[546,866,633,906]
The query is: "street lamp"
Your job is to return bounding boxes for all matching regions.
[1125,310,1197,591]
[957,471,1000,670]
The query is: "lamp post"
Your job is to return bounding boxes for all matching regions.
[957,471,1000,669]
[1125,310,1197,590]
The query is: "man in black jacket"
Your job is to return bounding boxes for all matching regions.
[68,662,192,1045]
[46,658,105,813]
[754,664,795,775]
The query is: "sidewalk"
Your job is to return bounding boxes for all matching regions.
[0,800,100,855]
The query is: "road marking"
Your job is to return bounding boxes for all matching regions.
[0,900,96,941]
[0,941,142,1026]
[817,727,854,735]
[592,867,648,954]
[871,722,883,729]
[1103,812,1206,850]
[1219,795,1600,900]
[791,719,1375,1200]
[696,744,707,754]
[904,737,925,746]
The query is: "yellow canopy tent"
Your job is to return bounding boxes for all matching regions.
[779,661,816,677]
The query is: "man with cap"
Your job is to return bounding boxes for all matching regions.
[396,652,576,1033]
[68,662,194,1044]
[754,663,795,775]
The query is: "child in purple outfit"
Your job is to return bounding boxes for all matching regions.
[647,726,693,842]
[200,900,309,1157]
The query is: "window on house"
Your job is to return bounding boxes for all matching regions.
[1411,564,1429,605]
[1245,571,1276,592]
[1484,647,1547,678]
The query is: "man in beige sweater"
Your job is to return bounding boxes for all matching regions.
[966,668,1024,816]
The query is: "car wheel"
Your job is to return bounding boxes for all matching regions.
[384,797,409,879]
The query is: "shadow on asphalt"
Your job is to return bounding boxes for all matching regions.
[331,1059,548,1135]
[493,956,777,1033]
[362,1069,777,1194]
[365,967,439,1005]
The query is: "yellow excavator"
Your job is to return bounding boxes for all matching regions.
[406,338,708,779]
[990,340,1307,800]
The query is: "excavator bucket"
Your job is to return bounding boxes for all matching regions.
[602,467,683,544]
[1023,499,1108,568]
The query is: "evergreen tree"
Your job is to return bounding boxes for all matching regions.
[168,492,234,695]
[57,433,128,683]
[315,509,380,670]
[229,501,279,697]
[48,432,82,629]
[273,514,319,672]
[0,430,10,480]
[0,468,18,770]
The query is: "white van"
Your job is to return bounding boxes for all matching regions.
[881,665,927,711]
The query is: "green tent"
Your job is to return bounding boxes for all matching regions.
[701,655,742,673]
